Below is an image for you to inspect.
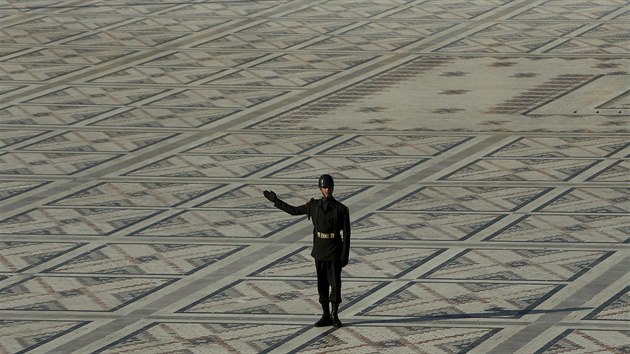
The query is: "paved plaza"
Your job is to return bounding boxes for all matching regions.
[1,0,629,353]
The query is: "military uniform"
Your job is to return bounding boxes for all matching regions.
[264,174,350,327]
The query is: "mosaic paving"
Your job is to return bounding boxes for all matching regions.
[0,0,628,353]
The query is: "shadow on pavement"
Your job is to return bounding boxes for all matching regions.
[344,307,593,326]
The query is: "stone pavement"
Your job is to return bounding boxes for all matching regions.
[0,0,628,353]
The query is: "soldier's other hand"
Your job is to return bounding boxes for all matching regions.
[263,190,277,203]
[342,258,349,268]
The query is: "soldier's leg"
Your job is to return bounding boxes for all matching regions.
[329,259,343,327]
[315,260,330,303]
[328,259,343,304]
[314,261,333,327]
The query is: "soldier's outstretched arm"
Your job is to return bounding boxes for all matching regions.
[263,190,307,216]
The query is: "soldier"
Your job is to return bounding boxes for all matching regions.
[263,174,350,328]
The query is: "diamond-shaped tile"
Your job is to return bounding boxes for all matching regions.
[295,326,500,354]
[0,242,84,272]
[0,208,163,236]
[132,210,298,238]
[383,186,550,212]
[353,212,504,240]
[47,243,245,275]
[423,249,611,281]
[486,214,630,243]
[95,322,306,354]
[267,156,426,180]
[0,276,175,311]
[360,282,562,319]
[49,182,224,207]
[0,320,87,353]
[179,279,384,314]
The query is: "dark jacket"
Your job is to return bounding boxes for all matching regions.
[273,196,350,262]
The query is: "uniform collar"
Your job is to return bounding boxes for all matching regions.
[318,196,336,210]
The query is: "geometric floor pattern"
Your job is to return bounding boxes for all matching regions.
[1,0,628,353]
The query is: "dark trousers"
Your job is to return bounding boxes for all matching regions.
[315,259,342,304]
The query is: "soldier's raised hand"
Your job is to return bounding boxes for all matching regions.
[263,190,277,203]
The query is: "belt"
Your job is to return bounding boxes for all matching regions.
[316,232,335,239]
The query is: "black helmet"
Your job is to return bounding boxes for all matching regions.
[318,174,334,188]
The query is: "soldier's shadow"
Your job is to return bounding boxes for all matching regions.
[344,307,593,326]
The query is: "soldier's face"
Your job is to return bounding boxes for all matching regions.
[320,186,333,198]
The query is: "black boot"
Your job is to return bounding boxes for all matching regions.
[314,302,332,327]
[331,303,343,328]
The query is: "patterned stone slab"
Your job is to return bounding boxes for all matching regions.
[1,29,85,45]
[0,241,84,272]
[0,152,121,175]
[359,282,562,319]
[22,14,132,30]
[0,276,175,311]
[46,243,245,275]
[161,2,279,16]
[132,210,299,238]
[89,66,227,85]
[20,131,177,152]
[195,184,369,209]
[179,279,385,314]
[185,133,339,155]
[304,35,422,52]
[266,156,427,180]
[90,107,239,128]
[250,246,444,279]
[246,56,625,132]
[535,329,630,354]
[535,187,630,213]
[422,249,612,281]
[24,86,167,106]
[343,21,456,37]
[58,3,177,15]
[382,186,551,212]
[436,33,559,54]
[0,105,118,125]
[353,212,505,241]
[0,208,163,236]
[242,19,353,35]
[49,182,224,207]
[584,286,630,321]
[322,135,473,156]
[194,33,315,50]
[0,180,50,201]
[0,320,88,354]
[0,83,25,96]
[110,17,231,32]
[284,2,407,19]
[61,31,189,47]
[94,322,307,354]
[384,1,503,20]
[0,129,49,148]
[486,214,630,243]
[207,69,335,87]
[125,155,290,178]
[587,160,630,182]
[548,38,630,55]
[439,159,601,181]
[253,52,377,70]
[0,63,88,81]
[140,51,267,68]
[4,47,137,65]
[295,326,500,354]
[487,137,630,158]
